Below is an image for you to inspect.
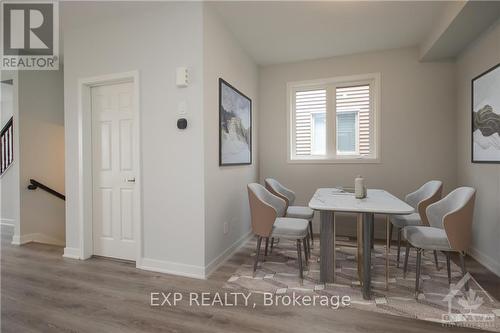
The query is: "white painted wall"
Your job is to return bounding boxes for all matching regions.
[259,48,457,237]
[456,19,500,276]
[0,70,63,245]
[0,71,20,240]
[1,81,14,127]
[62,2,206,275]
[18,70,65,246]
[202,6,258,274]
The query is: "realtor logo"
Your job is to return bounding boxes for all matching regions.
[1,1,59,70]
[442,273,497,330]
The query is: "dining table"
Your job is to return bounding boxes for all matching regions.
[309,188,414,300]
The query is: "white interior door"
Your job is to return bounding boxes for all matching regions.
[91,81,138,261]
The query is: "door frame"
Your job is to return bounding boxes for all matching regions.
[77,71,142,263]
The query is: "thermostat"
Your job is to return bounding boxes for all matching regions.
[177,118,188,130]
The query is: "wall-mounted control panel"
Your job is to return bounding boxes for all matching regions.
[176,67,189,87]
[177,118,187,130]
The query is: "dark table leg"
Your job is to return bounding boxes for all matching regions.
[320,211,335,283]
[362,212,374,299]
[370,220,375,249]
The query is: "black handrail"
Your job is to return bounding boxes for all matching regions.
[27,179,65,200]
[0,117,13,137]
[1,117,14,175]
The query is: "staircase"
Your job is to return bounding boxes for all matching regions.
[0,117,13,175]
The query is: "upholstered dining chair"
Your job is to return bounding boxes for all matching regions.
[389,180,443,267]
[265,178,315,246]
[247,183,310,282]
[403,187,476,297]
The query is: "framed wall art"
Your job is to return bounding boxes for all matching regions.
[472,63,500,163]
[219,78,252,166]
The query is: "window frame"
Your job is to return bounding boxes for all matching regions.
[287,73,381,164]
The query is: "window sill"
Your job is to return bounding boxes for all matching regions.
[287,157,381,165]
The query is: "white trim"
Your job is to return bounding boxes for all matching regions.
[137,258,206,280]
[204,230,253,278]
[287,157,381,164]
[11,233,65,246]
[0,162,14,178]
[61,232,253,279]
[76,71,142,262]
[287,72,381,164]
[11,235,21,245]
[63,247,81,259]
[0,218,15,228]
[137,231,253,279]
[468,246,500,277]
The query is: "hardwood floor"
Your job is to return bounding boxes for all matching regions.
[1,230,495,333]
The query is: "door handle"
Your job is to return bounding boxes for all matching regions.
[126,177,136,183]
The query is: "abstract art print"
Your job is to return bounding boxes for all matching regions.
[219,78,252,166]
[472,63,500,163]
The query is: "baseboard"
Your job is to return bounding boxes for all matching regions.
[63,247,81,259]
[1,219,16,244]
[468,246,500,277]
[137,257,206,280]
[59,230,253,279]
[11,235,21,245]
[204,230,253,278]
[14,233,65,247]
[1,220,15,235]
[0,218,15,228]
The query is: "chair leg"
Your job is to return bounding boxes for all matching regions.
[403,242,411,279]
[396,227,402,268]
[433,250,440,270]
[415,248,422,298]
[306,235,311,259]
[385,216,390,290]
[302,238,308,267]
[309,220,314,245]
[270,238,274,253]
[296,239,304,283]
[388,223,393,248]
[459,252,469,291]
[264,237,269,257]
[253,236,262,275]
[446,252,451,285]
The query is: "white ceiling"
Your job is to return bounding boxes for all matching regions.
[210,1,451,65]
[61,2,168,31]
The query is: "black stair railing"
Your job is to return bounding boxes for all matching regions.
[27,179,65,200]
[0,117,14,175]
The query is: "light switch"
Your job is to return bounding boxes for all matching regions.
[176,67,188,87]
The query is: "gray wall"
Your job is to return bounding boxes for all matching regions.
[203,6,259,272]
[456,19,500,276]
[18,70,65,245]
[0,71,20,238]
[1,69,65,245]
[259,47,457,237]
[63,2,206,272]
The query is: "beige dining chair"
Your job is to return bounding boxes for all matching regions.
[390,180,443,267]
[403,187,476,297]
[247,183,310,281]
[265,178,315,247]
